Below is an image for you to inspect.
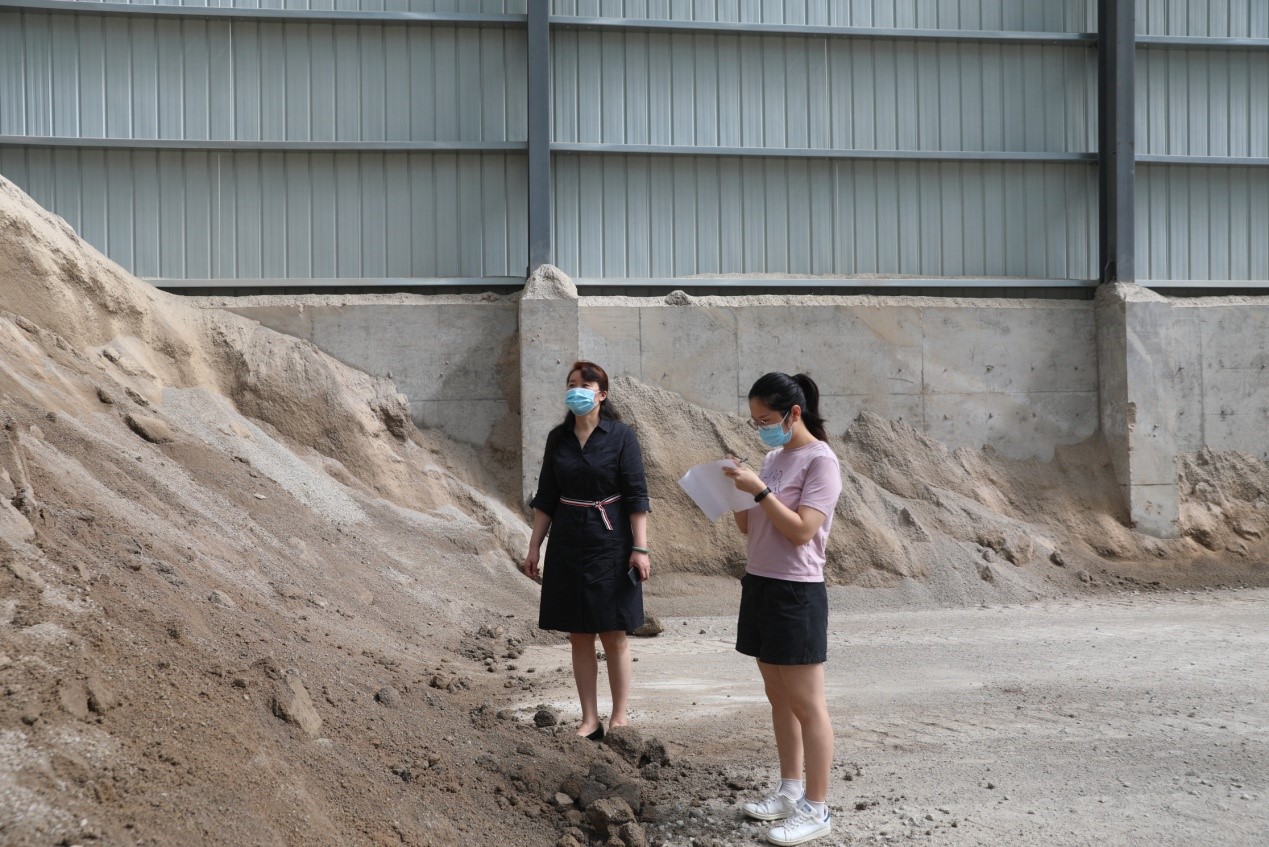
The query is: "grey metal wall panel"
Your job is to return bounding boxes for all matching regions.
[550,1,1094,32]
[53,1,526,12]
[552,30,1096,151]
[0,146,528,278]
[6,1,1263,292]
[552,154,1096,279]
[0,11,528,143]
[1138,48,1269,157]
[1137,164,1269,282]
[1137,1,1269,38]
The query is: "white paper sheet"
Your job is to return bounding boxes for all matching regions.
[677,459,757,522]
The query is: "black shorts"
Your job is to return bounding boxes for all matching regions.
[735,573,828,665]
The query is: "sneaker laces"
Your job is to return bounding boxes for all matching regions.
[752,791,794,814]
[780,803,827,831]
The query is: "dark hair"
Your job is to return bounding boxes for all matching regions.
[747,371,828,442]
[551,361,619,444]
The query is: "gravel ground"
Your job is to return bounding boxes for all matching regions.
[520,587,1269,847]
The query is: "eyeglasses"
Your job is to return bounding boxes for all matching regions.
[746,410,790,430]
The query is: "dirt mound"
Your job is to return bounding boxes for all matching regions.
[0,176,456,516]
[613,376,1269,603]
[1180,448,1269,558]
[0,174,611,846]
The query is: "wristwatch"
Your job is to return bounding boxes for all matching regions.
[754,487,772,503]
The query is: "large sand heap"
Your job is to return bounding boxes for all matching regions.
[612,374,1268,604]
[0,175,613,846]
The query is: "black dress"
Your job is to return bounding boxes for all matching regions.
[530,417,650,634]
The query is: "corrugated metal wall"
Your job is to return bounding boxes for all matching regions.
[549,1,1094,31]
[48,0,1094,29]
[1134,3,1269,284]
[0,4,530,280]
[551,33,1096,151]
[65,1,526,12]
[548,15,1099,283]
[0,1,1265,289]
[1137,165,1269,283]
[0,15,527,143]
[1137,1,1268,36]
[553,155,1095,279]
[0,145,526,278]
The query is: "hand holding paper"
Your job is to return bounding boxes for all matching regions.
[678,458,758,522]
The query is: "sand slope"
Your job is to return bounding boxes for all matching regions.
[612,366,1268,606]
[0,175,601,846]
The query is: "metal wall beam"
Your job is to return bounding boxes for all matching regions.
[573,278,1097,289]
[0,0,524,26]
[1137,155,1269,168]
[551,17,1095,45]
[526,0,551,274]
[0,137,525,153]
[1136,34,1269,51]
[1140,280,1269,289]
[1098,0,1135,284]
[149,277,523,289]
[551,143,1095,164]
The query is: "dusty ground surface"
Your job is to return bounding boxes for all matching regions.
[519,584,1269,847]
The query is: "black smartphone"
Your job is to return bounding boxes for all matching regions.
[627,566,640,586]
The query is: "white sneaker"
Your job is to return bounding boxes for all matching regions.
[742,791,798,821]
[766,801,831,846]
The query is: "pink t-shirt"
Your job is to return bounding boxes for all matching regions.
[745,439,843,582]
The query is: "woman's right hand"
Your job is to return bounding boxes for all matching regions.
[722,455,766,496]
[522,548,541,580]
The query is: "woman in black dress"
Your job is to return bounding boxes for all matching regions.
[522,360,651,739]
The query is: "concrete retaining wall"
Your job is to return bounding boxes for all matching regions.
[1096,285,1269,537]
[205,295,519,449]
[1172,300,1269,460]
[581,296,1099,461]
[197,278,1269,540]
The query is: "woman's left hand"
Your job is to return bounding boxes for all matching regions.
[629,550,651,582]
[722,457,766,495]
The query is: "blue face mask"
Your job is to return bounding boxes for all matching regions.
[565,387,598,415]
[756,412,793,448]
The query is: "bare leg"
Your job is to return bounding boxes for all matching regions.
[777,663,833,802]
[570,633,601,736]
[758,660,804,780]
[598,630,632,727]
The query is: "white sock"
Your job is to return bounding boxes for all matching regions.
[777,778,804,799]
[803,798,828,820]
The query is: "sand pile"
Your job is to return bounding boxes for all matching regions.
[0,174,623,846]
[1179,448,1269,558]
[612,376,1269,604]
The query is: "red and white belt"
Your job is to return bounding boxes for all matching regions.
[558,494,623,531]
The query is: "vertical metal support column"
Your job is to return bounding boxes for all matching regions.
[1098,0,1136,283]
[527,0,552,273]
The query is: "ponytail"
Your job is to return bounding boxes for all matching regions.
[791,373,828,441]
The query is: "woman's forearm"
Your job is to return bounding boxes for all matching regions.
[529,509,552,549]
[758,496,819,545]
[629,512,648,548]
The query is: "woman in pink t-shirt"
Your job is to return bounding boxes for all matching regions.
[722,372,843,846]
